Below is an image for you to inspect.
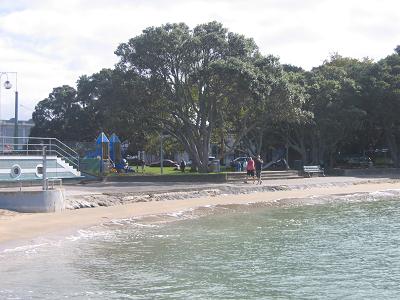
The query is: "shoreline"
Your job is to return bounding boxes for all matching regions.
[1,179,400,249]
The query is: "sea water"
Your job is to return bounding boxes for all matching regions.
[1,190,400,299]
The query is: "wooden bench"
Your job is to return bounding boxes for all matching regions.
[302,165,325,177]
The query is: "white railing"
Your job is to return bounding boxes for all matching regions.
[0,136,80,170]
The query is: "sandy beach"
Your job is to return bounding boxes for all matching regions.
[1,177,400,248]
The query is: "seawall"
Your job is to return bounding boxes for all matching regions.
[0,189,65,213]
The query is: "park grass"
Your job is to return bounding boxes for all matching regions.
[106,166,185,176]
[139,166,184,175]
[141,166,233,175]
[106,165,235,177]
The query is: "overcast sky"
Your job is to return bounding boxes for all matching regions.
[0,0,399,120]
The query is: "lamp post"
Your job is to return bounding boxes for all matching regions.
[160,131,169,175]
[160,133,164,175]
[0,72,18,142]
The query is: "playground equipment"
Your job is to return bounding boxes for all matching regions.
[96,132,110,173]
[110,133,123,169]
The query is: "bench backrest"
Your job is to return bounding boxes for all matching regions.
[303,165,322,172]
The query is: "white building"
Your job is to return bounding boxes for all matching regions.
[0,118,34,146]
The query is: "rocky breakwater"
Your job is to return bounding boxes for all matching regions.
[66,178,400,210]
[64,179,389,210]
[65,185,292,209]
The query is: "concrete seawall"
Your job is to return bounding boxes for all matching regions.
[0,189,65,213]
[328,168,400,177]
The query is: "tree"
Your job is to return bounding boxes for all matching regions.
[115,21,260,172]
[359,47,400,166]
[307,56,366,166]
[30,85,90,140]
[31,68,154,155]
[76,68,152,151]
[279,65,313,163]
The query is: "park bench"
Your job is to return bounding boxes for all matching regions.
[302,165,325,177]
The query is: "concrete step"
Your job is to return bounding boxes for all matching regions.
[227,176,301,182]
[226,170,301,182]
[226,170,299,176]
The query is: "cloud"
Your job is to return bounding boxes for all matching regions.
[0,0,399,120]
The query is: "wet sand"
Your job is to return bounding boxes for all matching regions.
[1,180,400,247]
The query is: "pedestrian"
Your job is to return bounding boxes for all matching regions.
[180,160,186,172]
[242,159,248,170]
[245,157,255,183]
[236,160,241,172]
[255,155,264,184]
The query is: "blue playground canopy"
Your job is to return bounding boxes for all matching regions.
[109,133,121,144]
[96,132,109,144]
[110,133,122,166]
[96,132,109,159]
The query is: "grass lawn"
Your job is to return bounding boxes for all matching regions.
[107,166,185,176]
[107,165,234,176]
[141,166,233,175]
[139,166,184,175]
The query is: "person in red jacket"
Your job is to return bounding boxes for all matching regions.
[245,157,255,183]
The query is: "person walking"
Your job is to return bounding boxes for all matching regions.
[180,160,186,172]
[255,155,264,184]
[245,157,255,183]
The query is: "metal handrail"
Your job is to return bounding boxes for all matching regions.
[7,141,79,164]
[0,136,80,170]
[17,136,79,157]
[0,136,78,156]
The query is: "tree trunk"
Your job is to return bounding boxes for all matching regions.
[287,126,307,163]
[385,128,400,167]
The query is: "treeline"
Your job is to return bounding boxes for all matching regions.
[30,21,400,172]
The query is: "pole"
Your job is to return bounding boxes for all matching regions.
[286,126,290,169]
[0,72,18,141]
[160,134,164,175]
[42,146,47,190]
[0,75,3,136]
[14,90,18,149]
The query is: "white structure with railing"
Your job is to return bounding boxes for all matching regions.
[0,136,81,181]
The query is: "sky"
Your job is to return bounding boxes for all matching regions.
[0,0,399,121]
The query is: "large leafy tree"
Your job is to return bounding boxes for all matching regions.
[283,56,366,166]
[115,21,260,172]
[359,47,400,166]
[279,65,313,163]
[30,85,91,140]
[221,56,303,157]
[308,57,366,165]
[31,69,152,154]
[76,68,152,151]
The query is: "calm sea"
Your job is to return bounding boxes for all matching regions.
[1,190,400,299]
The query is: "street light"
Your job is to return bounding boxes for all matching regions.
[4,80,12,90]
[160,131,169,175]
[0,72,19,141]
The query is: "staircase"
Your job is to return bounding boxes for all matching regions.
[226,170,300,182]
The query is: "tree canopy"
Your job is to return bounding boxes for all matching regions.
[30,22,400,170]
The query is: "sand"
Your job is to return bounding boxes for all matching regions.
[1,180,400,248]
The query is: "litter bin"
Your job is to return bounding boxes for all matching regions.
[210,160,220,172]
[293,160,303,171]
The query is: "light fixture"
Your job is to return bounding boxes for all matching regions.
[3,80,12,89]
